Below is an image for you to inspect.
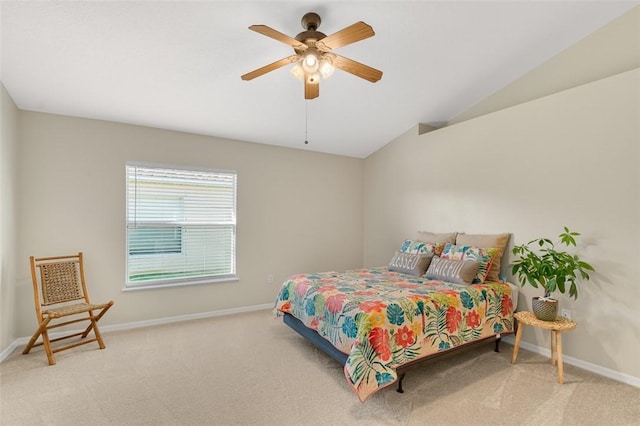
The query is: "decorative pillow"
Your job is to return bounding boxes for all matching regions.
[456,233,510,282]
[388,251,433,276]
[416,231,457,245]
[423,257,480,285]
[399,239,445,256]
[440,243,499,284]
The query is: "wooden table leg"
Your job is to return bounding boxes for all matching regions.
[511,323,524,364]
[557,332,564,384]
[551,330,557,366]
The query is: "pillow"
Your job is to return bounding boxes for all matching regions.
[399,239,445,256]
[423,257,480,285]
[389,251,433,276]
[456,233,510,282]
[440,243,499,284]
[416,231,457,245]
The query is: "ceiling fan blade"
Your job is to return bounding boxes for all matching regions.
[305,81,319,100]
[241,55,299,81]
[315,22,374,52]
[249,25,308,51]
[332,55,382,83]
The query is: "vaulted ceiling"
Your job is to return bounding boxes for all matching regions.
[1,1,636,158]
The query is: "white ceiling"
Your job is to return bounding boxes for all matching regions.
[1,1,637,158]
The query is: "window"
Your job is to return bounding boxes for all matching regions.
[126,163,237,288]
[128,196,184,256]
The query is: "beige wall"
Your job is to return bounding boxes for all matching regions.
[364,68,640,380]
[0,83,19,352]
[13,112,364,337]
[450,5,640,124]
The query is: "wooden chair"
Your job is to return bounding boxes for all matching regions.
[23,252,114,365]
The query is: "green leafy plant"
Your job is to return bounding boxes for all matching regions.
[511,227,595,300]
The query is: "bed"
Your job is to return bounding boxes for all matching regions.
[273,233,517,402]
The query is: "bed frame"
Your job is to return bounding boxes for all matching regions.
[283,312,507,393]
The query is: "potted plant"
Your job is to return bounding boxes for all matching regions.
[511,227,595,321]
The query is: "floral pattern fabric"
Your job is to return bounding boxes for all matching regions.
[440,243,499,283]
[274,268,514,402]
[400,239,445,256]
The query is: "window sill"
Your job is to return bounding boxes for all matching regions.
[122,275,239,292]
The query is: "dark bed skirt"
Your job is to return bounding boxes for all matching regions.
[282,312,509,369]
[283,313,349,365]
[282,312,511,394]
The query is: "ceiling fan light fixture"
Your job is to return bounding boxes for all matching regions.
[319,57,335,79]
[301,49,320,73]
[290,61,305,80]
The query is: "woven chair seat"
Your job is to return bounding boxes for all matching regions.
[44,302,111,318]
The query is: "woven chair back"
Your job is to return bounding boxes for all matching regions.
[39,261,83,305]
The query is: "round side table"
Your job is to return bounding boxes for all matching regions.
[511,311,577,384]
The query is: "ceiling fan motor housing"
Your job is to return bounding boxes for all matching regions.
[295,12,326,51]
[301,12,321,31]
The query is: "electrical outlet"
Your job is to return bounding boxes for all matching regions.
[267,274,274,284]
[561,309,571,320]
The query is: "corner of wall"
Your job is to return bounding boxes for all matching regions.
[449,5,640,125]
[0,82,20,354]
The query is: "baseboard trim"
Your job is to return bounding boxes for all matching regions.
[100,303,274,333]
[502,335,640,388]
[0,303,273,363]
[0,340,22,363]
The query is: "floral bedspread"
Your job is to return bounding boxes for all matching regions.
[274,268,514,402]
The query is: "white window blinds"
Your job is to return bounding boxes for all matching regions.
[126,163,237,288]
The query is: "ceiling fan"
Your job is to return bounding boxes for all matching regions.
[241,12,383,100]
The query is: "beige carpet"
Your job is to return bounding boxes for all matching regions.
[1,309,638,425]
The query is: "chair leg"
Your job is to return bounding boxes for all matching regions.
[23,317,56,365]
[81,312,95,338]
[81,303,113,338]
[24,303,114,364]
[41,330,56,365]
[92,319,106,349]
[22,317,53,354]
[80,307,111,348]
